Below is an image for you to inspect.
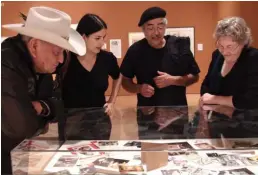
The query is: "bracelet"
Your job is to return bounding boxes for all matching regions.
[39,100,51,117]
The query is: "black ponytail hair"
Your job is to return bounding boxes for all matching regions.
[76,13,107,37]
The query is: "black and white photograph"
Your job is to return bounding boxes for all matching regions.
[191,168,219,175]
[67,144,94,156]
[133,155,141,160]
[92,157,129,170]
[232,141,258,149]
[219,168,255,175]
[98,141,119,146]
[53,155,79,167]
[168,157,188,166]
[67,145,91,152]
[207,153,258,166]
[194,142,216,149]
[118,164,145,173]
[80,166,97,175]
[168,151,197,157]
[124,141,141,148]
[168,142,193,150]
[161,169,181,175]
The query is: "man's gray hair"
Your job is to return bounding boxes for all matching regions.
[213,16,252,46]
[163,18,168,25]
[21,35,32,43]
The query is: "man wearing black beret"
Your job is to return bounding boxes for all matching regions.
[121,6,200,109]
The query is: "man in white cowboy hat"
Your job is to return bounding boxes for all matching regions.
[1,6,86,174]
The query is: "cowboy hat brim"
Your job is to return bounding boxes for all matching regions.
[2,23,86,56]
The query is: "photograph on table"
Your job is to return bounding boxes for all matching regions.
[133,155,141,160]
[168,151,198,157]
[232,141,258,149]
[168,142,193,150]
[80,165,97,175]
[44,152,81,174]
[180,165,219,175]
[118,164,145,173]
[67,144,95,156]
[76,156,102,168]
[168,151,198,166]
[168,157,188,166]
[218,168,254,175]
[206,153,258,166]
[190,168,219,175]
[248,155,258,161]
[92,157,130,171]
[161,169,181,175]
[190,156,222,166]
[194,142,216,149]
[124,141,141,148]
[53,155,79,167]
[207,153,220,157]
[98,141,119,146]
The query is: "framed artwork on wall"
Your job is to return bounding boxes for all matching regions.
[128,27,195,55]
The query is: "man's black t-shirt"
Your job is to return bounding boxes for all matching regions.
[120,35,200,106]
[62,50,120,108]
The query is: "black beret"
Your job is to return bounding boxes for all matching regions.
[138,7,166,27]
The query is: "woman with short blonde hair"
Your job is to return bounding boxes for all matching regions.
[214,17,252,46]
[200,16,258,109]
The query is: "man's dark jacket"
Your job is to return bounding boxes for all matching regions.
[1,35,63,174]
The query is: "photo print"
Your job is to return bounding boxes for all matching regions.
[124,141,141,148]
[219,168,255,175]
[98,141,119,146]
[194,142,216,149]
[92,157,129,170]
[53,155,79,167]
[168,142,193,150]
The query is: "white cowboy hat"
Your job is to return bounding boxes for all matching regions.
[2,6,86,56]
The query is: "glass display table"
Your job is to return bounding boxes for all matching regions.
[11,105,258,174]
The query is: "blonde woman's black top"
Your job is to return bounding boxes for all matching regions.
[201,47,258,109]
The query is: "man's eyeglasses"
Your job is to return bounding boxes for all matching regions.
[146,23,166,33]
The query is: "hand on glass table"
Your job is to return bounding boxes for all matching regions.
[104,102,114,116]
[202,105,234,119]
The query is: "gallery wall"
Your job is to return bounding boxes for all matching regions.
[2,1,258,95]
